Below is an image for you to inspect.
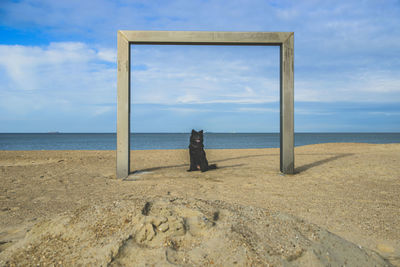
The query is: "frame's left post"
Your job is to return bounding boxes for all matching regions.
[117,31,130,179]
[280,33,295,174]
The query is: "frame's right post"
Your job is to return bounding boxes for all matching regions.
[280,33,294,174]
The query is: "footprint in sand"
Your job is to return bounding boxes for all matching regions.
[0,198,393,267]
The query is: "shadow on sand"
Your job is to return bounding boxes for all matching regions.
[127,152,353,177]
[128,153,275,177]
[294,153,353,174]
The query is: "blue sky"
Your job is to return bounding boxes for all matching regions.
[0,0,399,133]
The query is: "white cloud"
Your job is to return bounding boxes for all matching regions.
[368,111,400,116]
[97,48,117,63]
[1,40,398,126]
[295,69,400,103]
[130,45,400,105]
[159,106,213,113]
[356,71,400,93]
[92,106,113,116]
[130,45,280,104]
[0,42,116,117]
[238,107,279,113]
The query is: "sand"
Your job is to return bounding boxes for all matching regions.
[0,143,399,266]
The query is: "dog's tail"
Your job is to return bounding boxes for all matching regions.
[208,164,217,170]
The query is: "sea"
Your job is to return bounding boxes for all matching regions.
[0,133,399,151]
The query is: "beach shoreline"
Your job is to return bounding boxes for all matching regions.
[1,143,399,265]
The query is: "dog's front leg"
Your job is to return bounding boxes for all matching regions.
[187,151,198,171]
[200,158,209,172]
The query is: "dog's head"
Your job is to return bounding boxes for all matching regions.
[190,129,204,146]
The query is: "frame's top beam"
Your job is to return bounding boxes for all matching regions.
[118,30,293,45]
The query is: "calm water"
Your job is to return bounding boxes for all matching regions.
[0,133,399,151]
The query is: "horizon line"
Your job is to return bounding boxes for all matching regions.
[1,132,400,134]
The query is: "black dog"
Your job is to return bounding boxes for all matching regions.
[187,129,217,172]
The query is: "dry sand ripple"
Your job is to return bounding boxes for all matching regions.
[0,197,392,266]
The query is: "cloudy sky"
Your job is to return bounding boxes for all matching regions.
[0,0,399,133]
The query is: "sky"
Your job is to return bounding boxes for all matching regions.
[0,0,399,133]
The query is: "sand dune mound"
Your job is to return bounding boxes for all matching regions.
[0,197,391,266]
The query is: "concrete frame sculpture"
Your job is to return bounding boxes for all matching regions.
[117,31,294,179]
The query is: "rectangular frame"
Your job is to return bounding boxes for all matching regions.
[117,31,294,178]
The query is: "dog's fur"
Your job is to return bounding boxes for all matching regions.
[187,129,217,172]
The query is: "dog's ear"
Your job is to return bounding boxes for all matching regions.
[199,130,203,134]
[191,129,195,134]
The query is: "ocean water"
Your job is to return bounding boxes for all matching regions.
[0,133,399,151]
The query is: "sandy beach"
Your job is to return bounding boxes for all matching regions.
[1,143,399,266]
